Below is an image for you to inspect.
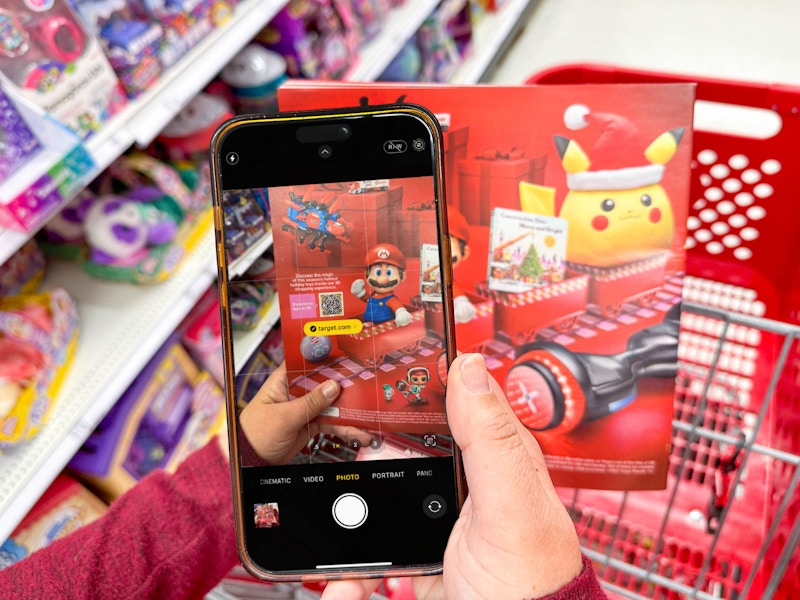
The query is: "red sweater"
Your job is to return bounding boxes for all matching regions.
[0,440,607,599]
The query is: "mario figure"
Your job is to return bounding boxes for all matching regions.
[448,206,477,323]
[396,366,430,405]
[351,243,413,327]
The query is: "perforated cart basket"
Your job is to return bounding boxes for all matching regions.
[527,64,800,600]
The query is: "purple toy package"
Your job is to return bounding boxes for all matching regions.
[0,88,41,185]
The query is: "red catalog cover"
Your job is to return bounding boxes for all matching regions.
[278,81,695,490]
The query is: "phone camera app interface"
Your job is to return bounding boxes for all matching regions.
[222,174,457,572]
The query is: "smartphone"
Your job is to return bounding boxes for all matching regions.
[210,104,463,582]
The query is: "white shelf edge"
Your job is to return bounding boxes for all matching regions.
[0,229,32,266]
[0,227,216,543]
[345,0,442,81]
[122,0,288,147]
[451,0,534,84]
[234,300,281,373]
[229,231,274,279]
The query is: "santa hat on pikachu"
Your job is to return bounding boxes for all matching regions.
[557,104,684,191]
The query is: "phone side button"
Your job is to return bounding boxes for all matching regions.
[332,493,369,529]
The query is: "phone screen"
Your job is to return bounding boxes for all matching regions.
[212,107,460,579]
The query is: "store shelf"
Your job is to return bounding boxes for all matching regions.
[0,0,285,268]
[0,228,217,543]
[345,0,442,81]
[451,0,539,83]
[229,231,274,279]
[234,299,281,373]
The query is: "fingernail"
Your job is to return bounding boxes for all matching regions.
[321,380,340,401]
[460,354,491,394]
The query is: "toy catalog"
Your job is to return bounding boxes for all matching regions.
[277,81,695,490]
[264,179,450,436]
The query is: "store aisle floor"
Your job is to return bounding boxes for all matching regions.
[487,0,800,87]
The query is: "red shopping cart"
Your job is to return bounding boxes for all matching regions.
[528,64,800,600]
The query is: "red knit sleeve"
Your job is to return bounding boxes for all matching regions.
[0,439,239,600]
[538,554,609,600]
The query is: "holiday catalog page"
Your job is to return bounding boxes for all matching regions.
[278,81,694,490]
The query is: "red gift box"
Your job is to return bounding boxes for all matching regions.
[443,125,469,208]
[458,150,546,226]
[568,253,669,318]
[336,305,426,366]
[394,205,438,259]
[475,274,589,346]
[412,292,494,351]
[325,188,393,267]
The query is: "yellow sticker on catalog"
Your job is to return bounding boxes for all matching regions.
[303,319,363,336]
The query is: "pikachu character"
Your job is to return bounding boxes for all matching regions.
[520,104,683,268]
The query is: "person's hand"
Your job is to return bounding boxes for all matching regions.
[320,353,583,600]
[237,363,370,465]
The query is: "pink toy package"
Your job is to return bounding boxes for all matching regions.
[0,0,126,139]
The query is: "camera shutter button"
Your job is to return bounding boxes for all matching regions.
[332,493,368,529]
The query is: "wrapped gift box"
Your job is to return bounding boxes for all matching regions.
[336,305,426,366]
[458,151,546,226]
[412,291,493,351]
[475,274,589,346]
[394,204,437,259]
[325,187,396,267]
[568,253,669,318]
[443,124,469,207]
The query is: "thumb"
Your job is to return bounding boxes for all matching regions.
[444,354,583,595]
[278,379,341,432]
[446,353,559,520]
[447,354,549,514]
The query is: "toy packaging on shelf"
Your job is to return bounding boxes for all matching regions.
[0,87,40,186]
[220,44,286,114]
[178,287,225,386]
[139,0,238,69]
[0,0,127,139]
[0,474,107,570]
[219,45,287,114]
[0,89,95,233]
[68,0,163,98]
[255,0,361,80]
[279,80,694,491]
[378,0,473,84]
[40,152,213,284]
[229,251,276,331]
[0,288,80,450]
[234,323,284,409]
[221,187,270,263]
[523,64,800,600]
[157,92,234,163]
[0,239,46,297]
[415,0,472,83]
[68,334,226,501]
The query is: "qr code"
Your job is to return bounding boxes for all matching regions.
[319,292,344,317]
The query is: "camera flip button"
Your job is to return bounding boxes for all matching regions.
[332,493,368,529]
[422,495,447,519]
